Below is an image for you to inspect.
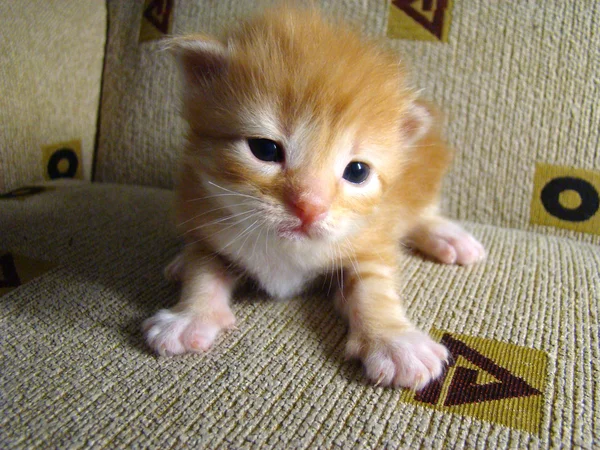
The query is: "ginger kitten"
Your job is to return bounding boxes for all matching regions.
[143,6,485,390]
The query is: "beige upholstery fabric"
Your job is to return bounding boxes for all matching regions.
[1,183,598,448]
[0,1,106,192]
[94,1,599,243]
[389,1,600,244]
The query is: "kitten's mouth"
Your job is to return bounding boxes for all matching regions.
[277,225,309,240]
[277,223,322,241]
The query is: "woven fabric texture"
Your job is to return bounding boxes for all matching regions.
[94,1,600,243]
[0,1,106,192]
[388,1,600,244]
[1,183,598,448]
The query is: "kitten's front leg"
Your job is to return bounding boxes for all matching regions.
[143,247,237,356]
[336,252,448,389]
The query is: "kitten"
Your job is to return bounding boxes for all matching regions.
[143,6,485,390]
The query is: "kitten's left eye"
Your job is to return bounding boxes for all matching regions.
[247,138,285,163]
[343,161,370,184]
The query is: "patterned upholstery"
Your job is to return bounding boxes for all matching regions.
[0,1,106,192]
[2,2,599,448]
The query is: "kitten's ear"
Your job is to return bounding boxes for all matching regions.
[400,99,435,145]
[163,35,229,87]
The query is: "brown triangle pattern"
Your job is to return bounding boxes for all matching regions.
[415,333,542,406]
[392,0,449,40]
[143,0,173,35]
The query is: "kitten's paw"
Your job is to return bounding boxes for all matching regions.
[408,219,485,265]
[143,308,235,356]
[347,330,449,390]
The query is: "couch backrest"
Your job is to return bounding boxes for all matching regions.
[96,2,600,244]
[0,1,106,192]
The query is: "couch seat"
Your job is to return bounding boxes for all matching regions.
[1,182,598,449]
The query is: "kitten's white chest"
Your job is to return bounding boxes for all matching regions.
[216,226,328,299]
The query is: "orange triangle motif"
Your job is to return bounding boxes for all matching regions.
[415,334,542,406]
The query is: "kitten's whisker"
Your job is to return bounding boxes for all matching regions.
[375,250,386,264]
[178,201,255,226]
[183,236,206,249]
[186,192,258,202]
[327,244,336,297]
[250,219,269,252]
[221,217,262,252]
[199,210,262,241]
[264,226,271,260]
[185,214,262,250]
[344,237,363,284]
[322,243,331,291]
[236,219,264,257]
[183,209,257,234]
[333,243,340,296]
[405,143,435,149]
[337,243,344,294]
[251,223,264,261]
[207,181,262,202]
[338,242,345,299]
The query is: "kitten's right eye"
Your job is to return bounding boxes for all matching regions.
[343,161,370,184]
[247,138,284,163]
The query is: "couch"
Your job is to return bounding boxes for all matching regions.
[2,1,598,448]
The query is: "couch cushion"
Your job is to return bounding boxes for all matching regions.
[1,183,598,448]
[94,1,600,244]
[0,1,106,192]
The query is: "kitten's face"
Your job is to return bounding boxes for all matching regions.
[176,8,417,245]
[197,119,393,244]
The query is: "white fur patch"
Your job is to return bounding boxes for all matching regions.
[215,219,332,298]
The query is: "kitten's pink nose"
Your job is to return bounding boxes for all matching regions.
[286,194,329,228]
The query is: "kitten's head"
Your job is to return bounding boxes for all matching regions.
[171,7,431,243]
